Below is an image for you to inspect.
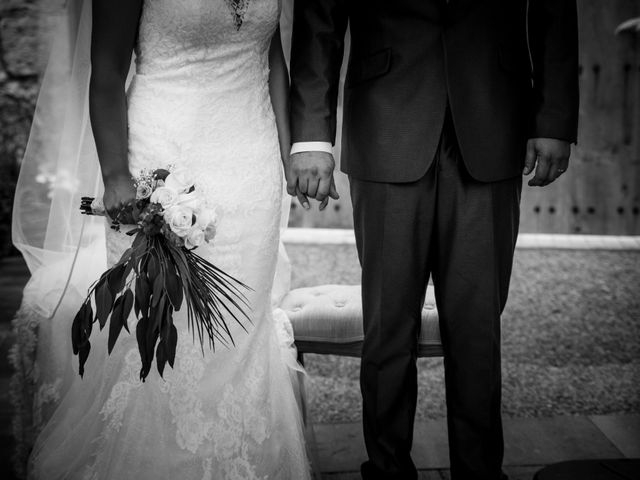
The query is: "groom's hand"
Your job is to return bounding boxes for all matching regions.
[287,151,340,210]
[523,138,571,187]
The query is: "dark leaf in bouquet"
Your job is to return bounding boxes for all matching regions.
[82,301,94,344]
[95,280,113,330]
[167,324,178,368]
[153,168,170,181]
[136,317,148,366]
[134,292,141,319]
[152,274,164,308]
[123,258,135,286]
[131,230,147,252]
[148,304,157,333]
[78,341,91,378]
[161,307,173,341]
[156,340,167,377]
[115,248,133,267]
[116,249,135,286]
[135,275,150,319]
[121,288,134,333]
[108,295,126,355]
[132,205,141,224]
[152,295,167,333]
[71,302,87,355]
[147,254,160,280]
[107,263,127,297]
[164,265,183,310]
[135,317,154,381]
[132,252,143,276]
[142,318,160,381]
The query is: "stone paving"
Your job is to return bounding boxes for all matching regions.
[1,254,638,479]
[312,416,639,477]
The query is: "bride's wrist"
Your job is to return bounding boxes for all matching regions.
[102,170,132,185]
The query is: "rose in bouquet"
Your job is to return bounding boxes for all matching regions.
[75,167,251,381]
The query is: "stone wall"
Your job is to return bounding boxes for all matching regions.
[0,0,61,255]
[1,1,37,255]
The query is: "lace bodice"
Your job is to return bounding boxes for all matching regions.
[134,0,279,87]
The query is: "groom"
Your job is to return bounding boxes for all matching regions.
[288,1,579,479]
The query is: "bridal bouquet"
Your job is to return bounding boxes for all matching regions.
[74,167,251,381]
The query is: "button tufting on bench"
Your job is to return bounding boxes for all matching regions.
[281,284,443,358]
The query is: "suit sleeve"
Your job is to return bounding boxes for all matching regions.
[528,0,579,143]
[289,0,348,145]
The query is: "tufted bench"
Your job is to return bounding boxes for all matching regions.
[280,284,443,362]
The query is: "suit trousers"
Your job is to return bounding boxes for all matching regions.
[350,113,522,480]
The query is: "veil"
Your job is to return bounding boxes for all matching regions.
[12,0,105,319]
[10,1,105,476]
[10,0,299,477]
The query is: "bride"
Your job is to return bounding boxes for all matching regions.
[10,0,312,478]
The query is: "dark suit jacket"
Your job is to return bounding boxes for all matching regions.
[289,0,579,183]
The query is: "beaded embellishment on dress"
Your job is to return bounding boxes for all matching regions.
[225,0,250,30]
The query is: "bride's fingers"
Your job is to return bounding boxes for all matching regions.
[110,203,125,223]
[319,196,329,211]
[105,198,120,221]
[329,177,339,200]
[307,177,319,198]
[316,177,331,203]
[296,188,310,210]
[298,176,308,195]
[286,173,297,196]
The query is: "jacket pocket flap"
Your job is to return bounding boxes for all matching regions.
[346,48,392,88]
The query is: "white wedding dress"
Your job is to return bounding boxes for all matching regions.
[10,0,311,479]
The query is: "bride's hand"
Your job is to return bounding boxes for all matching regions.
[103,173,137,223]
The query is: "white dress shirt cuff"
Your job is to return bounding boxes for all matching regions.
[290,141,334,155]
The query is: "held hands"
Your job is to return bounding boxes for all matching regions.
[286,151,339,210]
[523,138,571,187]
[103,172,137,223]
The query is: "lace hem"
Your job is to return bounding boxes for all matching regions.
[9,303,45,479]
